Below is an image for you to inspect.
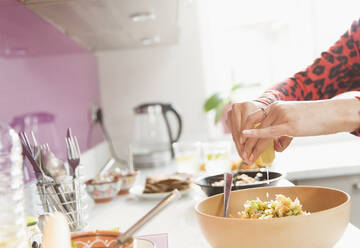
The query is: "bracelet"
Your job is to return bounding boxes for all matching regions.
[254,98,272,106]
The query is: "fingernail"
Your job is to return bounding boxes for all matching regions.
[240,137,243,144]
[242,130,254,135]
[249,154,254,163]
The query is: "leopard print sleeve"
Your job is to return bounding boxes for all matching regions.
[256,19,360,136]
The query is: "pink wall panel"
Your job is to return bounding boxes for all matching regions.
[0,1,102,182]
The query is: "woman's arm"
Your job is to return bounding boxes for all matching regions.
[257,19,360,106]
[230,19,360,162]
[241,97,360,164]
[243,98,360,138]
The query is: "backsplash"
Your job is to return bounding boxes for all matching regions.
[0,0,102,182]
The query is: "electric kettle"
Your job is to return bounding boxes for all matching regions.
[132,102,182,168]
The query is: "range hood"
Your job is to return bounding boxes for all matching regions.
[21,0,180,51]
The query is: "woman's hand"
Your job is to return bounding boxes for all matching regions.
[241,98,360,163]
[226,101,264,159]
[226,100,292,161]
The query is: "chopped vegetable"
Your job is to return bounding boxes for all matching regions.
[235,194,309,219]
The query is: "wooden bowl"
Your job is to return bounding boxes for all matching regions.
[195,186,350,248]
[71,231,133,248]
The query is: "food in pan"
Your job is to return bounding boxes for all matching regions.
[211,174,258,187]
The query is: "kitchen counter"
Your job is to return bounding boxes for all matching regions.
[81,139,360,247]
[274,134,360,180]
[87,178,359,247]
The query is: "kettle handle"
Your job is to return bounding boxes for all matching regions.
[162,104,182,157]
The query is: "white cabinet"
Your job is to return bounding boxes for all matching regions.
[21,0,180,51]
[292,174,360,228]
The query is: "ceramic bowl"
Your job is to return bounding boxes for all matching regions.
[195,186,350,248]
[71,231,133,248]
[85,179,121,203]
[113,170,139,195]
[195,170,283,196]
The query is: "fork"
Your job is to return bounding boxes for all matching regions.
[65,128,81,178]
[65,128,82,228]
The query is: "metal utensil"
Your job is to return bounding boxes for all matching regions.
[41,149,75,216]
[42,149,67,180]
[41,150,65,183]
[21,132,34,156]
[20,139,41,179]
[95,158,116,181]
[20,130,81,230]
[65,128,81,177]
[223,172,233,217]
[65,129,82,227]
[111,189,181,248]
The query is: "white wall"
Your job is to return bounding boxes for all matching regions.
[96,1,208,156]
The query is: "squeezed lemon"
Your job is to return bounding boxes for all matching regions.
[255,140,275,167]
[253,123,275,167]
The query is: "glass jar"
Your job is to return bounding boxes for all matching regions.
[0,122,26,248]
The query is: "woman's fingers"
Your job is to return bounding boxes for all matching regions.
[242,109,275,163]
[228,101,269,160]
[239,107,267,159]
[242,136,257,163]
[243,124,290,138]
[240,108,267,145]
[226,107,243,159]
[274,136,293,152]
[230,106,241,138]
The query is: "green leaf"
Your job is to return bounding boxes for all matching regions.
[204,93,223,112]
[231,83,243,92]
[26,221,37,227]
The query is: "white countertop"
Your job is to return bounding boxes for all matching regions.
[273,134,360,180]
[81,137,360,247]
[87,179,359,248]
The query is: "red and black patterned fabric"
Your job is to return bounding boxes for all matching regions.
[257,19,360,136]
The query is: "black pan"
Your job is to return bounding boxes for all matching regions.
[195,170,284,196]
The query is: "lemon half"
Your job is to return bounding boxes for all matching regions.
[255,140,275,167]
[253,123,275,167]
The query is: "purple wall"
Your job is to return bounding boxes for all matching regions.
[0,0,102,181]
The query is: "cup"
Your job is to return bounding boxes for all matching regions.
[202,141,231,175]
[173,142,201,174]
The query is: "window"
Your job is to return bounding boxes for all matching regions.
[199,0,360,100]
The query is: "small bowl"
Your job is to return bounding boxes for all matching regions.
[71,230,133,248]
[113,170,139,195]
[195,170,283,196]
[195,186,350,248]
[85,179,121,203]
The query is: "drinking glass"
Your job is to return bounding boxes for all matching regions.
[203,141,231,175]
[173,142,201,174]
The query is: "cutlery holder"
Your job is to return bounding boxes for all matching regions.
[36,177,88,232]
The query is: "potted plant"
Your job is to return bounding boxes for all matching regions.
[203,83,260,132]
